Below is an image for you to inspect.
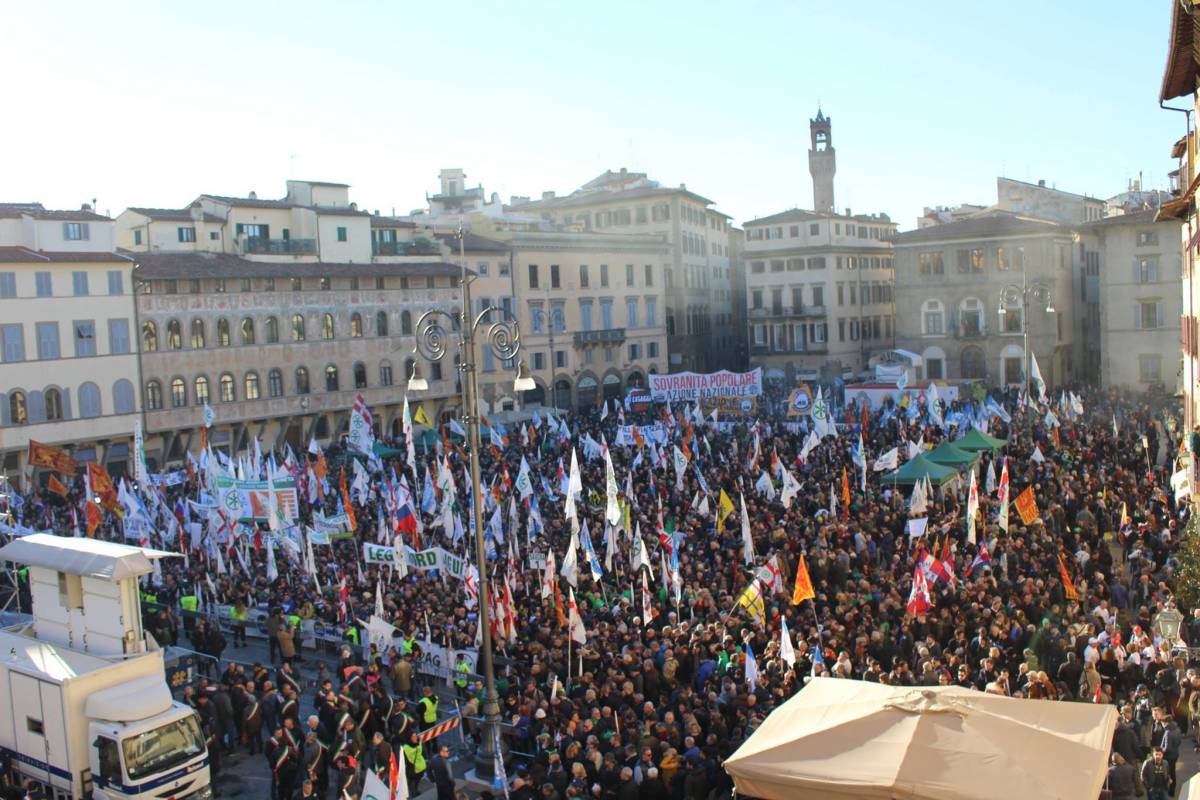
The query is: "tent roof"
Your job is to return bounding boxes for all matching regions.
[724,678,1115,800]
[954,428,1008,453]
[883,454,958,486]
[924,440,979,467]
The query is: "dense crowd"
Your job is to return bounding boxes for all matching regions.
[1,381,1196,800]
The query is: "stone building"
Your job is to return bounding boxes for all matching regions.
[508,170,737,373]
[0,203,139,483]
[741,112,896,384]
[1078,210,1182,389]
[892,211,1076,386]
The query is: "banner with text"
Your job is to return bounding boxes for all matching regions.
[215,476,299,523]
[614,423,668,446]
[648,368,763,403]
[362,543,470,580]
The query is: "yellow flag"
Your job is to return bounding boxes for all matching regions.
[736,578,765,623]
[718,489,736,521]
[413,405,433,427]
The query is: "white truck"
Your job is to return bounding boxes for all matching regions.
[0,533,211,800]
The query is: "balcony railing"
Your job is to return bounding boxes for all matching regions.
[749,305,826,319]
[574,328,626,347]
[243,237,316,255]
[953,327,986,339]
[372,240,442,256]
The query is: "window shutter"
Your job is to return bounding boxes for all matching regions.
[1157,302,1164,329]
[1133,303,1140,330]
[1133,258,1141,283]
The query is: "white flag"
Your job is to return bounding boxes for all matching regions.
[908,436,923,460]
[985,460,996,495]
[966,468,979,545]
[755,470,775,499]
[604,445,621,525]
[1031,445,1045,464]
[740,492,755,565]
[744,645,759,692]
[873,448,899,472]
[567,588,587,644]
[780,469,802,509]
[779,617,796,668]
[560,529,579,588]
[565,448,582,521]
[800,430,820,463]
[927,383,943,427]
[516,455,533,501]
[997,459,1010,533]
[673,445,689,491]
[1029,352,1047,402]
[910,479,927,515]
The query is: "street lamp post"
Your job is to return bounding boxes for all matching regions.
[406,227,534,781]
[997,278,1055,391]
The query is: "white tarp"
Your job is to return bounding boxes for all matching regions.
[724,678,1115,800]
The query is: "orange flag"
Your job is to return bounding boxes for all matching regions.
[87,463,119,512]
[1014,487,1038,526]
[861,402,869,432]
[85,500,102,537]
[47,474,69,497]
[792,555,815,604]
[339,468,357,530]
[840,468,850,521]
[28,440,78,474]
[1057,555,1079,601]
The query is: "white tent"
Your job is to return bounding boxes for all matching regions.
[724,678,1116,800]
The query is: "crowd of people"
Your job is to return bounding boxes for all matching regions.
[2,380,1196,800]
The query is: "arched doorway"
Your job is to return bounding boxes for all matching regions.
[602,373,622,403]
[522,382,546,406]
[626,370,645,388]
[577,375,598,409]
[960,345,986,380]
[554,379,572,410]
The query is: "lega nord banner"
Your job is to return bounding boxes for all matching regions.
[648,368,763,403]
[215,476,299,523]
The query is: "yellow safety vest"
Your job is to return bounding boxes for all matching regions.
[180,596,198,613]
[419,696,438,724]
[230,606,247,622]
[455,662,470,688]
[402,743,426,773]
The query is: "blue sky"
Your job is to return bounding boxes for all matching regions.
[2,1,1182,230]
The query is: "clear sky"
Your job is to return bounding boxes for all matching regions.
[2,1,1183,230]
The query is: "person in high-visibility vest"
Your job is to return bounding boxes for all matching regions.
[401,731,427,798]
[230,601,248,647]
[417,685,438,731]
[286,613,303,662]
[180,594,198,636]
[454,654,471,699]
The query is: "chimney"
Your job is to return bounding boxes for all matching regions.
[374,209,380,216]
[81,203,92,211]
[542,191,556,201]
[844,208,851,217]
[1037,179,1045,188]
[249,191,258,199]
[350,202,358,211]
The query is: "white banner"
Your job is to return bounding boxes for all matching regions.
[363,543,470,580]
[648,368,762,403]
[614,423,668,446]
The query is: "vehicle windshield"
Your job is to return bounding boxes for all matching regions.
[121,713,205,780]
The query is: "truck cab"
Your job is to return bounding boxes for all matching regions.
[89,707,209,800]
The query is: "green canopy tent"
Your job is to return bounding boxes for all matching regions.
[883,454,959,487]
[924,440,979,468]
[954,428,1008,453]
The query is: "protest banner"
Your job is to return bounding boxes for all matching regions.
[614,423,668,446]
[215,475,299,523]
[647,368,762,403]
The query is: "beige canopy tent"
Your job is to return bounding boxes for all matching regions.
[724,678,1116,800]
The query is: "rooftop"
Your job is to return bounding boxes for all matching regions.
[0,533,158,580]
[0,246,132,263]
[891,211,1064,244]
[1160,0,1199,102]
[744,207,895,227]
[370,215,417,229]
[433,232,509,253]
[125,207,225,224]
[130,251,467,280]
[0,202,111,221]
[1081,209,1168,228]
[510,183,715,212]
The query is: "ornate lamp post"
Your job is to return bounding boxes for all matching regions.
[997,279,1055,389]
[406,227,534,780]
